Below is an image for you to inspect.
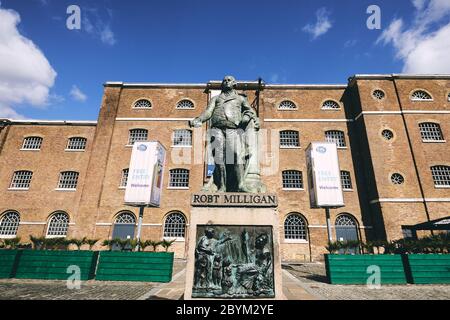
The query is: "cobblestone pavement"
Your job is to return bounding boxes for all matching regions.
[0,259,186,300]
[283,263,450,300]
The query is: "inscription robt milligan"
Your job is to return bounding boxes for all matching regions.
[191,193,278,207]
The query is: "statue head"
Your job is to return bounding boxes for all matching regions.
[221,75,236,92]
[205,227,215,238]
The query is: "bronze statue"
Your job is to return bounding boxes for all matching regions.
[189,75,266,193]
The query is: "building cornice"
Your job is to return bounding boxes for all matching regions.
[348,74,450,85]
[0,119,97,126]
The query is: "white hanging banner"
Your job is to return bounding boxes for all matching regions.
[124,141,166,207]
[306,142,344,208]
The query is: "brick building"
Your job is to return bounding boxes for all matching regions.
[0,74,449,261]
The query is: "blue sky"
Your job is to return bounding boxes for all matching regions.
[0,0,449,120]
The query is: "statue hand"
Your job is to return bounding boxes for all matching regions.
[189,118,202,128]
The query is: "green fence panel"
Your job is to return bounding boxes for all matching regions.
[406,254,450,284]
[95,251,174,282]
[325,254,407,285]
[14,250,98,280]
[0,250,20,278]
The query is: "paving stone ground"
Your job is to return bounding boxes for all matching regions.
[283,263,450,300]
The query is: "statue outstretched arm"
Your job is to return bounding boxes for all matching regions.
[189,97,216,128]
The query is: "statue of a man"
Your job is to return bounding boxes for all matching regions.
[189,75,265,193]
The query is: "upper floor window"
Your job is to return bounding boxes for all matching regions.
[128,129,148,145]
[322,100,340,110]
[282,170,303,189]
[372,90,385,100]
[66,137,87,150]
[22,137,42,150]
[284,213,307,240]
[419,122,444,142]
[0,211,20,237]
[176,99,194,109]
[163,212,186,238]
[279,130,300,148]
[381,129,394,141]
[57,171,79,190]
[173,129,192,146]
[46,212,69,237]
[340,171,352,190]
[278,100,297,110]
[325,130,346,148]
[120,168,129,188]
[10,170,33,189]
[447,92,450,102]
[411,90,433,101]
[133,99,152,109]
[431,165,450,187]
[169,169,189,188]
[391,173,405,185]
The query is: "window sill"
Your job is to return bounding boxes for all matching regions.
[343,189,354,192]
[65,149,86,152]
[54,188,77,192]
[284,239,308,244]
[118,186,126,190]
[435,185,450,189]
[8,188,29,191]
[171,145,192,148]
[422,140,446,143]
[162,237,185,242]
[280,146,301,149]
[0,235,18,239]
[337,147,348,149]
[411,99,434,102]
[282,188,304,191]
[321,108,341,111]
[45,235,67,239]
[277,109,298,111]
[167,187,189,190]
[19,149,41,151]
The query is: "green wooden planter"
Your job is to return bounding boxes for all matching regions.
[95,251,174,282]
[325,254,407,285]
[14,250,98,280]
[0,250,21,279]
[405,254,450,284]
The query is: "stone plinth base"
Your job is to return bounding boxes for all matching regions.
[184,207,284,300]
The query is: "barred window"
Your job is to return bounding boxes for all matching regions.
[391,173,404,185]
[169,169,189,188]
[133,99,152,109]
[431,165,450,187]
[173,129,192,146]
[325,130,346,148]
[115,212,136,224]
[382,129,394,140]
[372,90,385,100]
[282,170,303,189]
[279,130,300,148]
[322,100,340,109]
[66,137,87,150]
[411,90,432,101]
[22,137,42,150]
[128,129,148,145]
[57,171,79,189]
[0,211,20,237]
[10,171,33,189]
[284,214,307,240]
[176,99,194,109]
[46,212,69,237]
[419,123,444,141]
[336,214,357,227]
[120,168,129,187]
[341,171,352,190]
[448,92,450,102]
[278,100,297,110]
[164,212,186,238]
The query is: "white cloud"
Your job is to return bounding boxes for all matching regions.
[0,6,57,118]
[82,8,116,46]
[70,85,87,102]
[302,7,332,40]
[377,0,450,73]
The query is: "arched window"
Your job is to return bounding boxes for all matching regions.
[284,213,307,240]
[335,214,359,242]
[10,170,33,189]
[322,100,340,110]
[169,169,190,188]
[411,90,432,101]
[164,212,186,238]
[0,211,20,237]
[133,99,152,109]
[176,99,194,109]
[279,130,300,148]
[431,165,450,187]
[419,122,444,141]
[278,100,297,110]
[22,136,43,150]
[46,212,69,237]
[128,129,148,145]
[325,130,346,148]
[66,137,87,150]
[111,212,136,241]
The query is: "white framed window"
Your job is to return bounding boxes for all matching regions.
[46,212,69,237]
[431,165,450,187]
[340,171,352,190]
[325,130,346,148]
[57,171,79,190]
[284,213,307,241]
[322,100,340,110]
[115,212,136,224]
[419,123,445,142]
[10,170,33,189]
[66,137,87,150]
[278,100,297,110]
[172,129,192,146]
[336,214,357,227]
[282,170,303,189]
[164,212,186,239]
[120,168,129,188]
[128,129,148,145]
[381,129,394,140]
[21,137,43,150]
[0,211,20,238]
[411,90,433,101]
[372,90,385,100]
[176,99,194,109]
[169,169,189,188]
[279,130,300,148]
[133,99,152,109]
[391,173,405,185]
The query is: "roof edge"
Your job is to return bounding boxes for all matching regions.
[0,119,97,126]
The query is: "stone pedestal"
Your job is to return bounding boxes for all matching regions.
[184,202,284,300]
